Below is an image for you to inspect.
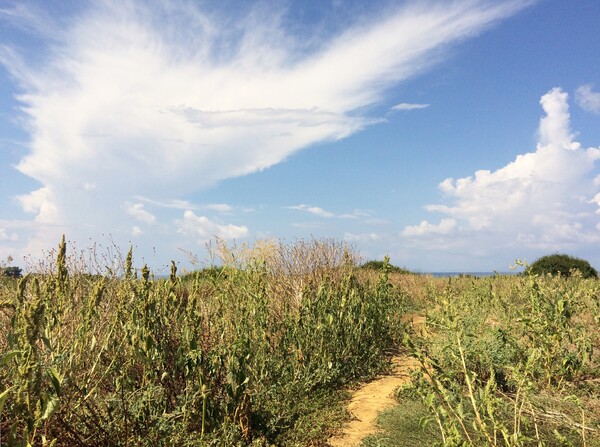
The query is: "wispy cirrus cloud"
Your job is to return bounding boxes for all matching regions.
[288,204,336,218]
[288,204,368,219]
[0,3,61,42]
[0,0,534,262]
[391,102,430,111]
[134,196,233,213]
[343,232,381,242]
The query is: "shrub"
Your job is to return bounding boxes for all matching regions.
[0,266,22,278]
[360,260,411,274]
[528,253,598,278]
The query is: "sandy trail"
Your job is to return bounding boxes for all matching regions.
[328,316,424,447]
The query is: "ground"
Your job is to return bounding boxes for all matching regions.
[328,316,424,447]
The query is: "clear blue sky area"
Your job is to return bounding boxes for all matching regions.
[1,0,599,272]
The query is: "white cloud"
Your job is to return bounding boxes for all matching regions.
[538,87,577,150]
[288,204,336,218]
[0,0,533,260]
[0,3,61,42]
[0,228,19,241]
[402,218,457,236]
[134,196,233,213]
[124,202,156,225]
[17,187,59,222]
[391,103,430,111]
[576,84,600,114]
[403,87,600,255]
[203,204,233,213]
[134,196,197,210]
[176,210,248,243]
[290,222,325,229]
[343,232,381,242]
[289,204,371,219]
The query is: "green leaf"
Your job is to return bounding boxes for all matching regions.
[41,335,52,350]
[42,395,59,420]
[47,367,62,396]
[0,350,21,367]
[0,386,15,414]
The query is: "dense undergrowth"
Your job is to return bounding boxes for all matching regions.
[390,269,600,447]
[0,238,406,446]
[3,238,599,447]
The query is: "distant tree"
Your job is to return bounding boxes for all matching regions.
[360,260,411,274]
[181,266,229,282]
[528,254,597,278]
[1,266,23,278]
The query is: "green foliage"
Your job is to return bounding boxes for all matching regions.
[0,266,23,278]
[0,238,406,446]
[528,253,598,278]
[360,259,411,274]
[401,273,600,447]
[181,266,229,282]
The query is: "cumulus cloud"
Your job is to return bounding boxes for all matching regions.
[576,84,600,114]
[538,87,577,149]
[176,210,248,244]
[391,103,430,111]
[124,202,156,225]
[402,218,457,236]
[0,0,533,260]
[403,87,600,255]
[17,187,59,222]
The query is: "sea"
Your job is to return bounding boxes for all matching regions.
[427,272,517,278]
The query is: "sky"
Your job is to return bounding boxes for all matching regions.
[1,0,600,273]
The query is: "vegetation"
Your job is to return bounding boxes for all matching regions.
[2,240,599,446]
[527,253,598,278]
[360,260,411,275]
[0,266,23,279]
[362,388,441,447]
[0,237,406,446]
[368,268,600,446]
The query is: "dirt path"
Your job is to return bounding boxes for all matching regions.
[328,316,424,447]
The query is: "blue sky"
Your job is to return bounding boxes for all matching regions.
[1,0,600,273]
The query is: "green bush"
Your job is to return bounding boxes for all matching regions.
[528,253,598,278]
[0,266,22,278]
[360,260,411,274]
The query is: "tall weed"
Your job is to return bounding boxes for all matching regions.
[404,271,599,446]
[1,238,405,446]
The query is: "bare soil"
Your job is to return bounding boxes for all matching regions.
[328,316,424,447]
